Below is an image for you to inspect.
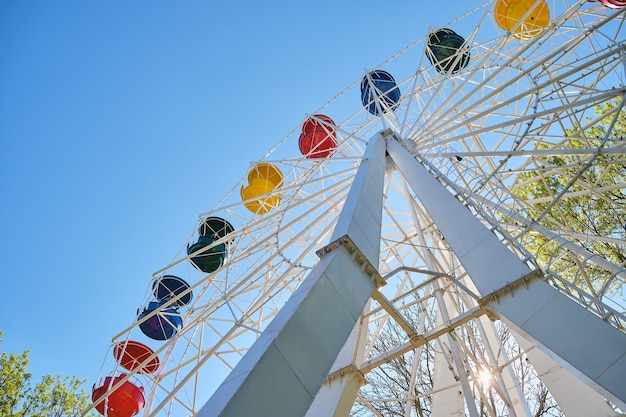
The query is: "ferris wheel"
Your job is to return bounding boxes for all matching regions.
[87,1,626,416]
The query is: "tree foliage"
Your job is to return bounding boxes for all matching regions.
[0,332,98,417]
[511,96,626,299]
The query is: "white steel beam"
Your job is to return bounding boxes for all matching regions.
[431,292,479,417]
[196,132,387,417]
[387,138,626,411]
[514,331,620,417]
[304,323,367,417]
[387,139,532,296]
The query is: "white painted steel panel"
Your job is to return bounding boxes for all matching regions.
[197,134,386,417]
[516,332,620,417]
[386,139,531,295]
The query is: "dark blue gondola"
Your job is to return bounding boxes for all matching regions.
[137,300,183,340]
[152,275,192,307]
[360,70,401,115]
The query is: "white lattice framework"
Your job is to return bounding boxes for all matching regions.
[87,1,626,416]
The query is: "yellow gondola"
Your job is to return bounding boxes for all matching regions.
[241,163,283,214]
[494,0,550,39]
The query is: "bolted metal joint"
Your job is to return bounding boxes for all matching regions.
[316,234,385,288]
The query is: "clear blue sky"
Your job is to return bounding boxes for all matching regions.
[0,0,484,396]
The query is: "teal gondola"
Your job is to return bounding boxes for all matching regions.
[187,217,234,273]
[426,28,470,74]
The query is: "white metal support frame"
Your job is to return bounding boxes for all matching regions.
[198,132,626,417]
[386,136,626,411]
[196,132,388,417]
[83,4,626,416]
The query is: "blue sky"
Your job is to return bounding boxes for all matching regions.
[0,0,484,397]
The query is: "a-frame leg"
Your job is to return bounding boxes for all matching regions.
[387,138,626,410]
[196,132,387,417]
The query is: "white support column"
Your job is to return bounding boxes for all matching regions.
[304,321,368,417]
[387,139,531,296]
[514,331,620,417]
[387,139,626,411]
[304,129,396,417]
[478,317,530,417]
[431,294,476,417]
[196,133,387,417]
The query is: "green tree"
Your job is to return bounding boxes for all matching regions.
[0,332,99,417]
[511,96,626,299]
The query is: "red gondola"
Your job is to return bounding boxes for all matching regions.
[92,374,145,417]
[113,341,160,374]
[589,0,626,8]
[298,114,337,158]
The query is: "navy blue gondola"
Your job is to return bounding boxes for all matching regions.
[360,70,401,115]
[426,28,470,74]
[152,275,192,307]
[137,301,183,340]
